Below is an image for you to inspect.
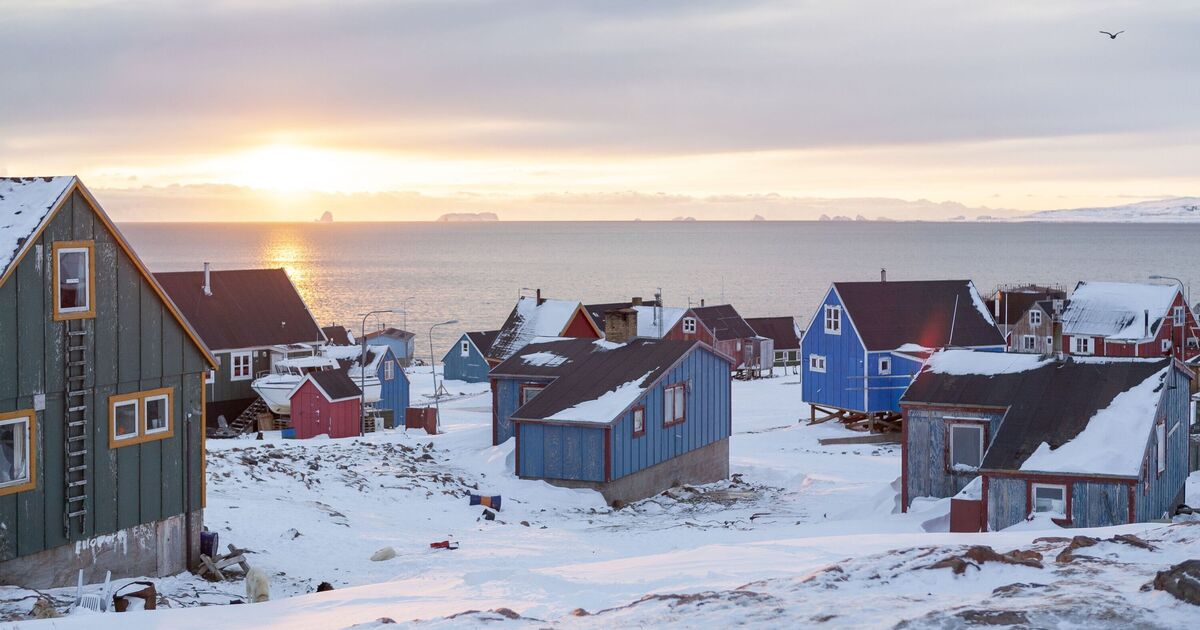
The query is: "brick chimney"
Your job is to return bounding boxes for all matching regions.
[631,296,643,306]
[536,288,545,305]
[604,308,638,344]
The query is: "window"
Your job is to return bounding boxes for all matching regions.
[52,241,95,320]
[1157,421,1167,474]
[231,351,253,381]
[682,317,697,334]
[1029,309,1042,326]
[1174,306,1185,326]
[1022,335,1037,351]
[1046,336,1053,350]
[664,383,686,426]
[775,350,785,362]
[948,423,984,471]
[878,356,891,375]
[0,410,35,496]
[1162,339,1172,353]
[632,406,645,437]
[1031,484,1067,517]
[460,340,470,357]
[1072,337,1094,355]
[384,360,395,381]
[824,305,841,334]
[809,354,826,373]
[109,388,174,448]
[205,369,215,385]
[520,384,544,405]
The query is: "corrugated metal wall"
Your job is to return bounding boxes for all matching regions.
[1136,368,1190,521]
[0,190,206,562]
[1071,481,1128,527]
[801,288,866,412]
[905,407,1003,504]
[517,423,605,481]
[609,346,731,479]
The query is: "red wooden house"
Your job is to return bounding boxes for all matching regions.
[289,370,363,439]
[1059,281,1200,362]
[665,304,766,371]
[486,291,601,366]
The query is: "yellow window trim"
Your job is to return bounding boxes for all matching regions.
[108,387,175,449]
[0,409,37,497]
[51,240,96,321]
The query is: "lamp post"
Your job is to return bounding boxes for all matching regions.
[1149,275,1187,359]
[400,295,415,331]
[358,308,400,433]
[429,319,458,434]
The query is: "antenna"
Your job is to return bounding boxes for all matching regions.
[947,295,960,347]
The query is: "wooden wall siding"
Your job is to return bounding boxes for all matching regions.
[801,288,866,412]
[290,381,360,439]
[904,407,1004,504]
[443,335,491,383]
[1070,481,1128,528]
[517,424,605,481]
[609,347,731,480]
[206,349,268,403]
[0,190,207,563]
[1136,369,1190,521]
[492,377,553,445]
[986,476,1027,531]
[866,352,921,413]
[1007,309,1054,354]
[375,350,410,416]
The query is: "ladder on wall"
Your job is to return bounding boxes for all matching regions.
[63,317,90,539]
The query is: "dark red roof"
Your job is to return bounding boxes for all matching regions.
[745,316,802,350]
[322,325,353,346]
[691,304,757,341]
[832,280,1004,351]
[155,269,324,351]
[303,369,362,402]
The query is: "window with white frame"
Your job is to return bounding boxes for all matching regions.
[384,360,395,381]
[520,384,544,405]
[824,305,841,334]
[112,399,140,442]
[1029,309,1042,326]
[1045,336,1053,350]
[110,388,174,448]
[1031,484,1067,517]
[53,241,94,318]
[809,354,826,373]
[1162,339,1172,353]
[948,423,984,470]
[1174,306,1185,326]
[1157,421,1167,473]
[205,369,215,385]
[0,410,34,493]
[632,407,645,436]
[1072,337,1094,355]
[460,340,470,357]
[1022,335,1037,351]
[144,394,170,435]
[775,350,785,362]
[878,356,891,375]
[682,317,697,334]
[664,383,686,426]
[231,351,253,381]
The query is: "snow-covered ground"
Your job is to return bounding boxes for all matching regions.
[3,369,1199,628]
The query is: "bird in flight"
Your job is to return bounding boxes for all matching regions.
[1099,30,1125,39]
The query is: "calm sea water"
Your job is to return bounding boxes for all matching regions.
[119,221,1200,356]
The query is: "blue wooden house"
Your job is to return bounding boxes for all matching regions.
[364,345,409,425]
[901,349,1191,531]
[362,327,417,366]
[489,309,732,504]
[800,278,1005,426]
[442,330,498,383]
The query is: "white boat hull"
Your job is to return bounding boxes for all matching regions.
[252,378,300,415]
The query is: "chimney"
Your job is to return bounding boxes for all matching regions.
[604,308,638,344]
[881,268,887,282]
[700,298,706,307]
[1052,314,1064,361]
[1144,309,1150,338]
[631,296,643,306]
[202,262,212,297]
[994,290,1001,318]
[536,288,545,305]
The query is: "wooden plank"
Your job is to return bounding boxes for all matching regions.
[160,375,185,518]
[139,286,163,380]
[115,401,141,531]
[818,434,901,446]
[0,281,17,401]
[41,394,66,550]
[117,255,140,385]
[16,233,44,398]
[139,377,163,525]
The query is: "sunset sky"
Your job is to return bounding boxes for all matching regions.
[2,1,1197,221]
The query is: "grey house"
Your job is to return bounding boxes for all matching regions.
[0,177,214,587]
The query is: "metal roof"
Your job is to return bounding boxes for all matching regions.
[832,280,1004,351]
[746,316,802,350]
[690,304,757,341]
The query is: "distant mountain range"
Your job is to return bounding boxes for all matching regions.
[1025,197,1200,222]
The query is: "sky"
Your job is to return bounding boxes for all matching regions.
[1,1,1197,221]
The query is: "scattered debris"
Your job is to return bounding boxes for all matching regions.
[430,540,459,550]
[481,509,497,521]
[30,597,60,619]
[316,582,335,593]
[469,494,502,511]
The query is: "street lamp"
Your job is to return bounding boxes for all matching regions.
[429,319,459,434]
[358,308,401,434]
[400,295,415,331]
[1149,275,1187,359]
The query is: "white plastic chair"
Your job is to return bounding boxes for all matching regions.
[73,569,112,613]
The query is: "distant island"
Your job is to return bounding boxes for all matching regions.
[752,214,765,221]
[317,211,333,223]
[671,216,697,222]
[437,212,499,222]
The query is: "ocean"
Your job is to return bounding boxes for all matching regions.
[119,221,1200,355]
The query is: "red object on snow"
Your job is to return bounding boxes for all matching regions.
[429,540,459,550]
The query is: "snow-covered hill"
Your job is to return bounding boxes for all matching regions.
[1025,197,1200,222]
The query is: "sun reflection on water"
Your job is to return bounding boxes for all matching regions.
[257,229,314,306]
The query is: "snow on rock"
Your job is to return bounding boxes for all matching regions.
[1020,366,1168,476]
[925,348,1049,376]
[1062,281,1180,340]
[1027,196,1200,222]
[0,176,75,278]
[545,370,655,422]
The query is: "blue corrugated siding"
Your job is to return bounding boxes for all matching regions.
[518,423,605,482]
[374,347,410,417]
[1135,368,1190,521]
[905,407,1004,504]
[443,334,491,383]
[609,346,731,479]
[493,376,553,444]
[986,477,1026,531]
[801,288,866,412]
[1071,481,1129,528]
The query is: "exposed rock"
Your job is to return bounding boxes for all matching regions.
[1112,533,1155,550]
[570,608,590,616]
[925,545,1043,574]
[1153,560,1200,605]
[1055,536,1100,564]
[30,597,60,619]
[956,609,1030,626]
[370,546,397,562]
[493,607,521,619]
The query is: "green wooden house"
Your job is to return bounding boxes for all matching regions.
[0,176,215,588]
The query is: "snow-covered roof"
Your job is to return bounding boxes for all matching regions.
[633,305,686,338]
[0,176,76,280]
[924,349,1050,376]
[1061,281,1180,340]
[489,297,593,361]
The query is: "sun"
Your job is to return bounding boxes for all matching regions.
[221,144,361,193]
